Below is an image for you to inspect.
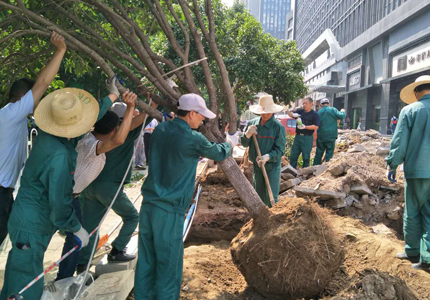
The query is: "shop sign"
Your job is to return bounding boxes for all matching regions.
[348,71,361,91]
[392,41,430,77]
[347,55,362,74]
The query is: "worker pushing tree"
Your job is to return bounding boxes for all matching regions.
[240,95,286,207]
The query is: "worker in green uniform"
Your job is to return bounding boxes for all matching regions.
[77,101,151,269]
[313,98,346,165]
[287,97,320,169]
[240,95,286,207]
[387,76,430,271]
[134,93,238,300]
[0,88,102,300]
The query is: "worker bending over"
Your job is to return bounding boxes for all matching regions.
[387,76,430,270]
[134,94,238,299]
[313,98,345,165]
[240,95,286,207]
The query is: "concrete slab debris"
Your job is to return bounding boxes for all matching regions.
[314,165,328,176]
[279,178,302,193]
[351,185,373,195]
[281,173,295,181]
[79,270,134,300]
[294,186,346,200]
[281,165,299,177]
[347,144,366,153]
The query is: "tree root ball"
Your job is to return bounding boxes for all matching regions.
[230,198,344,299]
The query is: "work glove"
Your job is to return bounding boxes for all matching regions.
[245,125,258,139]
[386,166,397,183]
[340,109,346,113]
[74,226,90,249]
[292,113,300,118]
[106,76,120,98]
[226,132,239,148]
[256,154,270,167]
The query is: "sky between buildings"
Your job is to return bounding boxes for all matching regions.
[221,0,294,10]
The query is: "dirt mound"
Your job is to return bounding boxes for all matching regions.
[336,129,391,153]
[295,152,405,235]
[187,169,251,243]
[230,197,344,299]
[327,269,418,300]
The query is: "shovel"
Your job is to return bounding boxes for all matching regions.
[252,135,275,207]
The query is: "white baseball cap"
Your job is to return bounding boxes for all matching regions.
[321,98,330,104]
[111,102,127,118]
[177,93,216,119]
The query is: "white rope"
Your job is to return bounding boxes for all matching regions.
[72,100,152,300]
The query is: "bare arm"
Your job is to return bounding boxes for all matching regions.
[130,111,148,131]
[96,91,137,155]
[305,125,319,130]
[32,32,67,110]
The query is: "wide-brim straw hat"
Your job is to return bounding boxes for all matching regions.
[400,75,430,104]
[249,95,284,114]
[34,88,99,138]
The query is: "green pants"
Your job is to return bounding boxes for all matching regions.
[313,138,336,165]
[78,182,139,265]
[404,179,430,263]
[0,226,53,300]
[253,164,281,208]
[134,203,184,300]
[289,135,313,169]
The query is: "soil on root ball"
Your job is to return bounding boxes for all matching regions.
[230,197,344,300]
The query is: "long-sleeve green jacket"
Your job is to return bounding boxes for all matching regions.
[240,115,286,171]
[317,106,345,141]
[386,94,430,179]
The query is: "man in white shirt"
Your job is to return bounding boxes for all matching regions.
[0,32,67,246]
[143,103,159,165]
[56,91,142,280]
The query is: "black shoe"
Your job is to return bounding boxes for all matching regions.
[108,248,136,262]
[396,252,420,263]
[76,264,86,274]
[135,165,146,170]
[412,262,430,270]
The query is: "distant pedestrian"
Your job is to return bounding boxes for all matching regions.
[143,102,159,165]
[391,115,398,134]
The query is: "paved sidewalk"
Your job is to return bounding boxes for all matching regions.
[0,180,143,292]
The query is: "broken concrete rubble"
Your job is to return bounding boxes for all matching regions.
[281,164,299,177]
[350,185,373,195]
[347,144,366,153]
[294,186,346,200]
[279,178,302,193]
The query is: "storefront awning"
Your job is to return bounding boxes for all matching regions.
[308,84,346,94]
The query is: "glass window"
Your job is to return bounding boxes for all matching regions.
[287,119,297,128]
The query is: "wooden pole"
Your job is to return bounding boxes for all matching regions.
[252,135,275,207]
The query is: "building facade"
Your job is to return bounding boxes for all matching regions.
[242,0,291,40]
[295,0,430,133]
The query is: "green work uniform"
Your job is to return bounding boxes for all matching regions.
[240,116,286,207]
[289,108,320,169]
[77,125,143,265]
[0,131,79,300]
[386,94,430,264]
[313,106,345,165]
[0,95,112,300]
[134,118,232,300]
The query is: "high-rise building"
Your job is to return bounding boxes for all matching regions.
[294,0,430,134]
[241,0,291,40]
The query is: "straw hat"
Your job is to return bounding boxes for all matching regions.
[34,88,99,138]
[400,75,430,104]
[249,95,284,114]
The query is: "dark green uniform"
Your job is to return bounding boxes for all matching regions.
[289,108,320,169]
[386,94,430,264]
[78,125,142,265]
[0,96,112,300]
[313,106,345,165]
[134,118,232,300]
[240,116,286,207]
[0,132,79,300]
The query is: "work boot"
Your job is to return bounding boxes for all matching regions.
[108,247,136,262]
[396,252,420,263]
[76,264,86,274]
[412,262,430,271]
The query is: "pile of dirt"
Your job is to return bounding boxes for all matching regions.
[186,169,251,243]
[291,151,405,235]
[230,198,344,299]
[326,269,418,300]
[336,129,391,153]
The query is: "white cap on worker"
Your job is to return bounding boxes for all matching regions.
[321,98,330,104]
[111,102,127,118]
[177,93,216,119]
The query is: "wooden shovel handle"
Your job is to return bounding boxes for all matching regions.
[252,135,275,207]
